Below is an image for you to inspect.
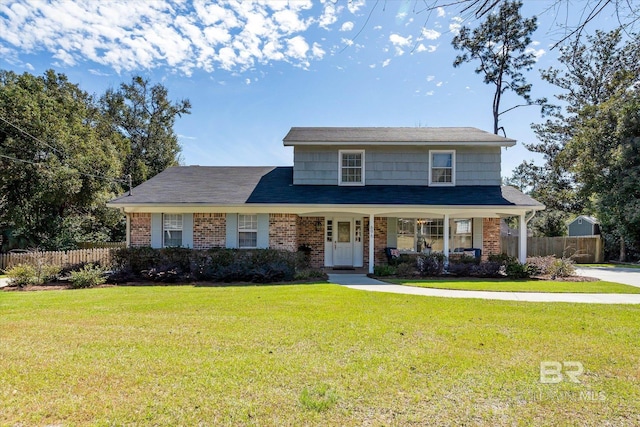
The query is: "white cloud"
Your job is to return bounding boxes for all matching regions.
[389,34,411,47]
[416,43,437,53]
[450,16,464,35]
[347,0,365,14]
[525,46,546,60]
[425,91,434,96]
[340,21,354,32]
[25,62,34,71]
[245,78,251,85]
[437,7,445,17]
[382,58,391,67]
[421,28,441,40]
[436,81,443,87]
[373,25,382,30]
[0,0,328,74]
[426,75,435,82]
[369,63,376,68]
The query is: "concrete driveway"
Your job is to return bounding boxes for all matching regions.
[575,266,640,288]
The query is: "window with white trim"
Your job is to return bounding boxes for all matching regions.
[396,218,472,252]
[429,150,455,186]
[163,214,183,247]
[339,150,364,185]
[238,214,258,248]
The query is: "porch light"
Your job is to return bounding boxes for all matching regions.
[315,220,323,231]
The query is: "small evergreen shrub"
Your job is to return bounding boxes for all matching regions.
[69,264,106,288]
[505,261,535,279]
[373,264,396,276]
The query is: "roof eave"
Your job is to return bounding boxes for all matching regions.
[283,140,516,147]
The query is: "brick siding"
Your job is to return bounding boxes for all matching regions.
[269,214,298,252]
[482,217,501,257]
[193,213,226,249]
[296,216,324,268]
[129,213,151,247]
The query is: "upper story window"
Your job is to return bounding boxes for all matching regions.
[238,214,258,248]
[163,214,183,247]
[339,150,365,186]
[429,150,455,186]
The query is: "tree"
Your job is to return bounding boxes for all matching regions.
[516,29,640,258]
[452,0,544,135]
[101,76,191,187]
[0,70,123,250]
[420,0,640,49]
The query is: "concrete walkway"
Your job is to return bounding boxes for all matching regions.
[327,273,640,304]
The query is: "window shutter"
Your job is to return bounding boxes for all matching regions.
[257,213,269,248]
[387,217,397,247]
[182,213,193,248]
[151,213,163,248]
[226,214,238,248]
[472,218,483,249]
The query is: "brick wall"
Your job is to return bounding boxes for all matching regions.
[269,214,298,251]
[297,216,324,268]
[364,217,388,268]
[482,217,501,257]
[129,213,151,247]
[193,213,226,249]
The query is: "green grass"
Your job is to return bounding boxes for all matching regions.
[2,285,640,425]
[581,263,640,269]
[392,278,640,293]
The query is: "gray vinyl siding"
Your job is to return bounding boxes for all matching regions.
[293,146,501,186]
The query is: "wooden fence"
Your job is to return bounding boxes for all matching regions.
[501,236,604,263]
[77,242,126,249]
[0,248,117,271]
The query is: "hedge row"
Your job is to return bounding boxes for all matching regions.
[110,247,311,283]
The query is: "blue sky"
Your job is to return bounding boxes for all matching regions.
[0,0,626,178]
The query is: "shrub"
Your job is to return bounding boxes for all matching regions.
[6,264,38,287]
[396,262,416,277]
[374,264,396,276]
[5,263,61,286]
[505,262,535,279]
[472,261,502,278]
[447,262,474,277]
[548,258,576,278]
[417,252,446,276]
[69,264,106,288]
[526,256,556,276]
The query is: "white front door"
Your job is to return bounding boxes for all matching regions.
[333,219,353,266]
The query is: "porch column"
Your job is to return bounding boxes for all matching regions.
[519,213,527,263]
[443,214,450,261]
[125,212,131,247]
[369,214,375,274]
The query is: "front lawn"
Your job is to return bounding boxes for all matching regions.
[393,278,640,293]
[1,285,639,425]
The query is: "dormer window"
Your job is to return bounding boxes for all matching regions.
[339,150,365,186]
[429,150,455,186]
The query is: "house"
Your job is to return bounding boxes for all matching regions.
[107,127,544,273]
[568,215,601,236]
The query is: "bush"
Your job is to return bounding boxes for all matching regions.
[396,262,416,277]
[110,247,301,284]
[526,256,556,276]
[69,264,106,288]
[548,258,576,278]
[373,264,396,276]
[417,252,446,276]
[505,262,535,279]
[5,263,61,286]
[448,260,502,278]
[6,264,38,287]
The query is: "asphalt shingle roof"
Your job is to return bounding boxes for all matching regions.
[109,166,543,208]
[283,127,516,146]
